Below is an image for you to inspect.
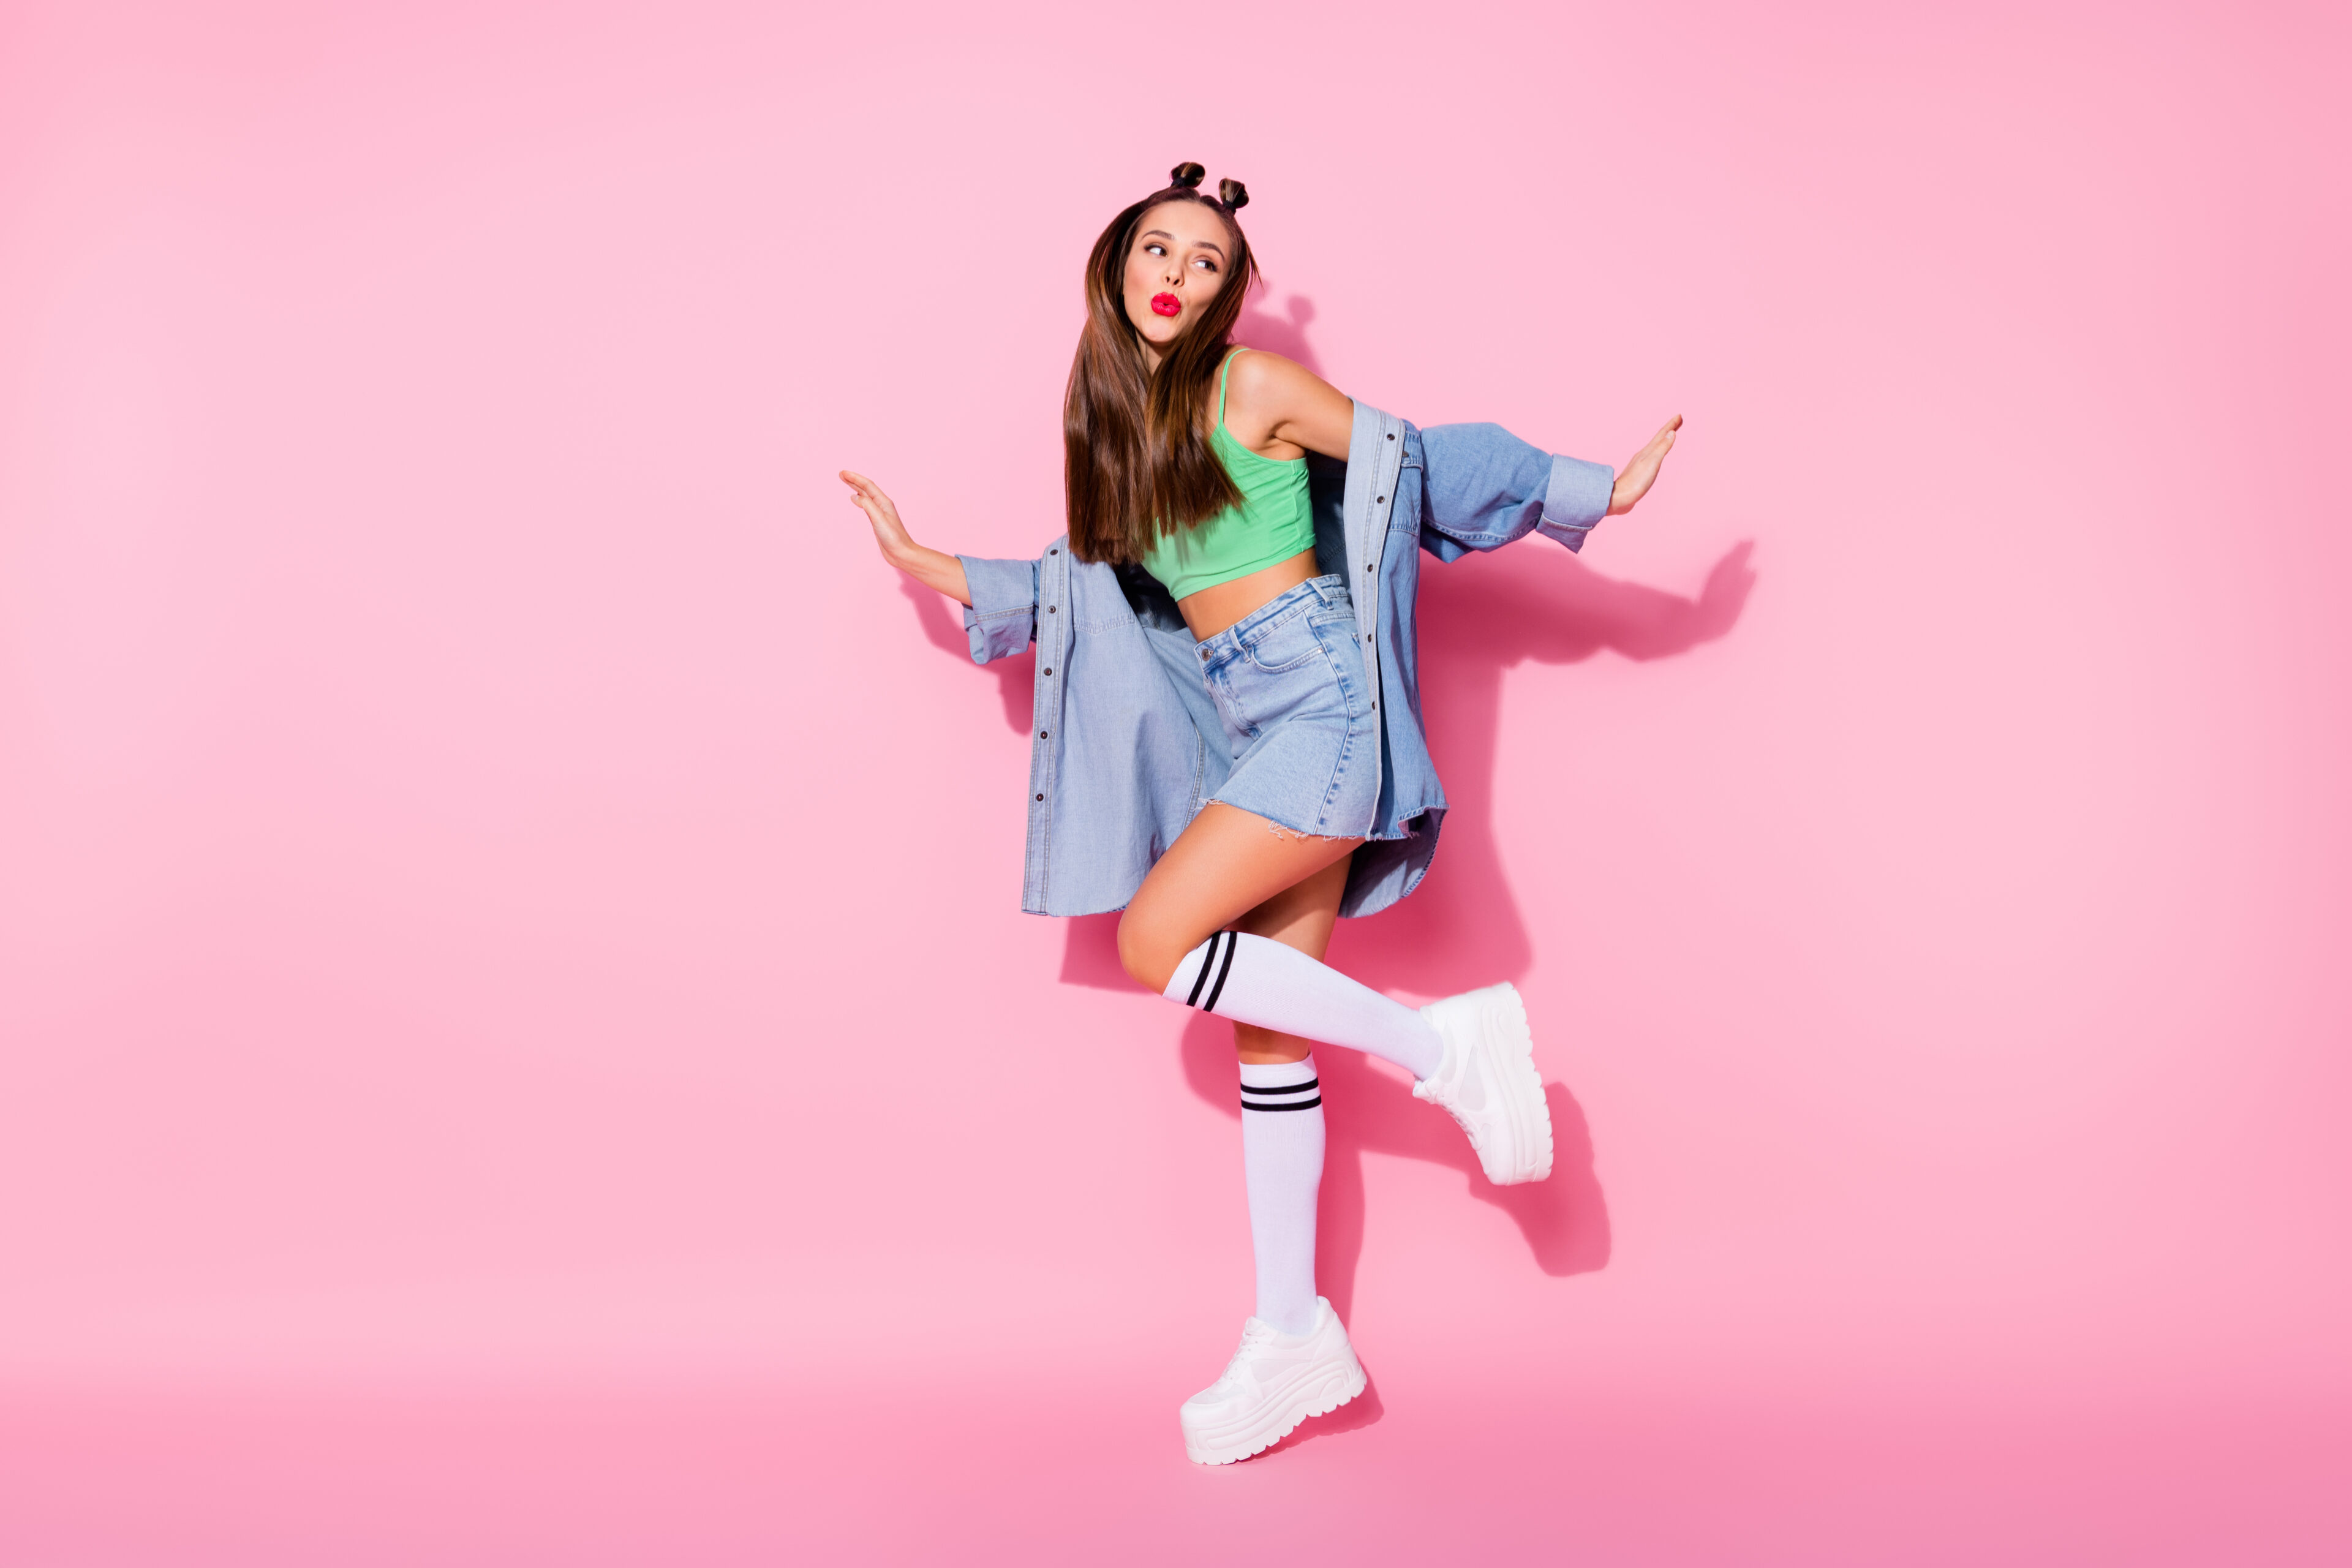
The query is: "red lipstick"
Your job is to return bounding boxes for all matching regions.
[1150,292,1182,318]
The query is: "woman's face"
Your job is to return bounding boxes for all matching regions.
[1121,200,1232,353]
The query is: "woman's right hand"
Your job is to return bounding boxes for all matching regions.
[839,469,973,606]
[842,469,918,558]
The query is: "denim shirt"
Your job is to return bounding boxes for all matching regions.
[957,399,1613,919]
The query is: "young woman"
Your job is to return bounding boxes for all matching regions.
[842,164,1678,1464]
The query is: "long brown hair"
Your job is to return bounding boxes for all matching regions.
[1063,163,1261,565]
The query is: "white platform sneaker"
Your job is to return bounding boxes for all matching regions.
[1179,1297,1366,1466]
[1414,981,1555,1185]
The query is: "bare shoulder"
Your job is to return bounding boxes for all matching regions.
[1223,346,1353,458]
[1225,346,1336,406]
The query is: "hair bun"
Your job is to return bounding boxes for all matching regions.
[1218,178,1249,211]
[1169,162,1206,189]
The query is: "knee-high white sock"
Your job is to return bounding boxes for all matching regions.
[1165,931,1445,1081]
[1239,1055,1324,1337]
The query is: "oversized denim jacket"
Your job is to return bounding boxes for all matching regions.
[958,400,1613,919]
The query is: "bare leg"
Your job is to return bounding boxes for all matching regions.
[1121,802,1441,1080]
[1117,802,1362,995]
[1228,856,1351,1065]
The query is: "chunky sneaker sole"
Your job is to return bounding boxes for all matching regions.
[1180,1297,1367,1465]
[1414,981,1554,1184]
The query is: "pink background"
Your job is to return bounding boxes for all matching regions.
[3,1,2346,1561]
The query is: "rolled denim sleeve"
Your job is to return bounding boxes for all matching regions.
[1536,453,1615,554]
[956,554,1040,664]
[1419,423,1615,557]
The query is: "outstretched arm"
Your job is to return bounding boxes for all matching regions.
[1417,412,1684,561]
[1607,417,1682,515]
[840,469,971,606]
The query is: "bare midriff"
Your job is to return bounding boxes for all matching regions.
[1176,548,1322,641]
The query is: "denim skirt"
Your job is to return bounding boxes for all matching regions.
[1191,575,1379,840]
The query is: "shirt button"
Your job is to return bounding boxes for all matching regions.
[1376,496,1385,503]
[1035,793,1045,802]
[1039,730,1049,739]
[1199,647,1210,659]
[1364,564,1373,573]
[1047,605,1057,613]
[1042,667,1052,676]
[1049,548,1058,554]
[1386,432,1395,440]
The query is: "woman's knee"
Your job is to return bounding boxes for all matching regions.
[1117,907,1191,993]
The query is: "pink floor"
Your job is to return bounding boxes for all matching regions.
[6,1379,2344,1564]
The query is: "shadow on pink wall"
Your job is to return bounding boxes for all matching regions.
[896,296,1756,1438]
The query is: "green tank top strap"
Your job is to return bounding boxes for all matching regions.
[1213,348,1287,471]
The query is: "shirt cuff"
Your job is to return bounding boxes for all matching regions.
[1535,454,1614,554]
[957,554,1041,664]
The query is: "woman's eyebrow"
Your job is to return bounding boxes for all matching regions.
[1139,228,1227,258]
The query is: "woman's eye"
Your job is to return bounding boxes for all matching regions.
[1144,243,1166,257]
[1193,258,1217,272]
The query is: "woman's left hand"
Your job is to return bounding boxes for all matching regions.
[1608,416,1683,516]
[839,469,973,605]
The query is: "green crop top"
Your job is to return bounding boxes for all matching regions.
[1139,349,1316,600]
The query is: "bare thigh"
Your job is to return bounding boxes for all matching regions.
[1117,801,1362,999]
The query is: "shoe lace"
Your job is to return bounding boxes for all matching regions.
[1212,1320,1281,1389]
[1427,1058,1488,1147]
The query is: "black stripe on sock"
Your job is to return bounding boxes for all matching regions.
[1238,1079,1320,1097]
[1240,1096,1322,1112]
[1201,930,1238,1014]
[1184,931,1225,1008]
